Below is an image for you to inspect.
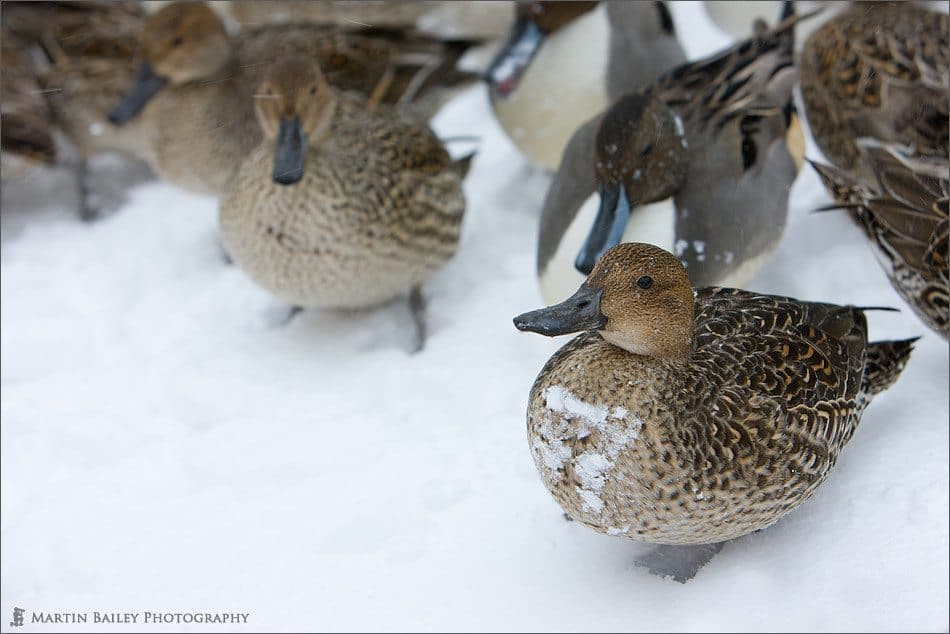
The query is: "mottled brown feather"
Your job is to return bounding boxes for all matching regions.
[526,286,914,544]
[811,149,949,339]
[800,2,949,177]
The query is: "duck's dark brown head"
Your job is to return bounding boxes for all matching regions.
[573,93,689,275]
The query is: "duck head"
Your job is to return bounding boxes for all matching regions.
[485,1,598,98]
[574,93,689,275]
[515,242,695,360]
[109,2,230,125]
[254,56,338,186]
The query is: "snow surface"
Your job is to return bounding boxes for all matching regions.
[2,3,948,631]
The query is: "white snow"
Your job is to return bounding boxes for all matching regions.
[539,386,643,518]
[2,2,948,631]
[544,385,609,429]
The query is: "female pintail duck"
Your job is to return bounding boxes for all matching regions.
[219,57,467,351]
[536,3,805,305]
[514,243,915,580]
[108,1,479,196]
[800,1,949,180]
[811,144,949,339]
[2,1,151,219]
[1,25,57,176]
[485,1,686,170]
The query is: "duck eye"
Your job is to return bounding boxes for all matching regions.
[310,86,317,95]
[172,36,183,47]
[636,275,653,289]
[639,143,654,157]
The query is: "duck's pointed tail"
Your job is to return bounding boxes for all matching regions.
[863,337,918,397]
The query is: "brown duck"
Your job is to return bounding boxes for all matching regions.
[1,1,151,219]
[800,1,949,179]
[514,243,915,578]
[219,57,468,350]
[108,1,478,195]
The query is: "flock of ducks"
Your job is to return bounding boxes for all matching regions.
[2,1,947,582]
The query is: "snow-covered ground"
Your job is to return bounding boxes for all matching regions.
[2,3,947,631]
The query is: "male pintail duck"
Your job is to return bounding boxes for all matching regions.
[800,1,949,180]
[514,242,916,580]
[485,1,686,170]
[811,145,949,339]
[109,1,479,196]
[219,57,467,351]
[536,2,805,305]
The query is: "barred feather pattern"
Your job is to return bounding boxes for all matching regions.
[811,149,949,339]
[219,95,464,309]
[526,287,914,545]
[800,2,949,176]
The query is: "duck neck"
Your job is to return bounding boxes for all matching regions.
[600,328,693,363]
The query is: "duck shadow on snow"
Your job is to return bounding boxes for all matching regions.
[260,294,430,357]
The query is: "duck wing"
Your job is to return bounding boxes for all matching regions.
[236,23,480,118]
[810,145,949,337]
[800,2,949,172]
[655,4,800,132]
[694,287,870,410]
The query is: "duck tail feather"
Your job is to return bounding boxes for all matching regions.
[855,306,901,313]
[863,337,919,396]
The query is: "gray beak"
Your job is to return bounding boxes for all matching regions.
[513,284,607,337]
[484,18,545,98]
[108,62,168,125]
[575,183,632,275]
[272,117,307,186]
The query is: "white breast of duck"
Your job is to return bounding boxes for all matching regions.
[490,4,609,171]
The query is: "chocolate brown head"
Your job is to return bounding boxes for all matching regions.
[515,242,695,360]
[485,1,599,97]
[109,2,230,125]
[574,93,689,274]
[254,56,338,186]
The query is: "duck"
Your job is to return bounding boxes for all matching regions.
[799,1,949,181]
[108,1,479,196]
[1,1,151,219]
[810,144,949,339]
[513,242,916,579]
[484,1,686,170]
[219,56,467,351]
[1,24,57,177]
[536,3,805,305]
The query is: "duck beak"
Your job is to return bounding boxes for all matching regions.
[484,18,544,98]
[108,62,167,125]
[272,117,307,186]
[513,284,606,337]
[574,183,632,275]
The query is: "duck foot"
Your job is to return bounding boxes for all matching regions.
[281,305,303,326]
[219,238,233,265]
[75,159,100,222]
[409,286,426,354]
[634,542,725,583]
